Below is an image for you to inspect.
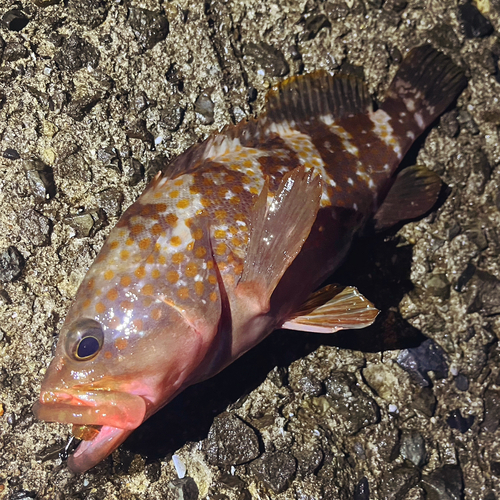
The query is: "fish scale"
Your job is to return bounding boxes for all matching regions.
[34,45,467,473]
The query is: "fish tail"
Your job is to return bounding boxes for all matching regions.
[381,45,467,140]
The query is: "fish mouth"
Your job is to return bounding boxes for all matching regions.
[33,388,147,473]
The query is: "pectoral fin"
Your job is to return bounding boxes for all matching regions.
[374,165,442,230]
[237,165,322,313]
[281,284,379,333]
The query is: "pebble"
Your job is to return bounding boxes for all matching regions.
[244,42,290,77]
[439,110,460,138]
[134,91,151,113]
[23,159,56,203]
[54,34,100,72]
[353,476,369,500]
[172,454,186,478]
[481,389,500,432]
[194,93,215,125]
[362,363,402,401]
[67,0,108,29]
[421,465,463,500]
[128,8,169,51]
[466,271,500,316]
[95,189,123,218]
[204,413,260,466]
[380,465,420,500]
[325,2,350,19]
[66,93,105,121]
[399,432,427,467]
[123,158,145,186]
[160,102,185,131]
[323,372,380,434]
[423,274,450,300]
[3,42,28,62]
[251,451,297,493]
[0,246,25,283]
[455,262,476,292]
[125,119,154,145]
[64,210,106,238]
[3,148,20,160]
[302,14,331,40]
[454,373,469,392]
[447,409,474,433]
[459,2,493,38]
[18,210,52,246]
[1,10,29,32]
[167,477,199,500]
[397,339,449,387]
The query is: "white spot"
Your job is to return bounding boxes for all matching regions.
[406,130,415,140]
[388,404,399,414]
[405,99,416,112]
[353,203,358,211]
[368,179,375,189]
[369,109,402,159]
[172,455,186,478]
[414,112,425,129]
[383,163,390,171]
[154,136,163,146]
[347,178,354,185]
[320,114,335,126]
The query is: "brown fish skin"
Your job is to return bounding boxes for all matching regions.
[33,45,467,473]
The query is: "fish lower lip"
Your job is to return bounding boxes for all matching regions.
[33,390,147,430]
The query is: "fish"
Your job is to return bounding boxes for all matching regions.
[33,45,467,473]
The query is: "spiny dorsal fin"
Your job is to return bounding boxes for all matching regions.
[265,71,373,126]
[281,284,379,334]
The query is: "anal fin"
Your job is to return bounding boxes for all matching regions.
[281,284,379,333]
[374,165,442,230]
[237,165,322,313]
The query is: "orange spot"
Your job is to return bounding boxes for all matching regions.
[115,338,128,350]
[214,230,226,239]
[120,301,134,311]
[104,270,114,280]
[120,275,131,287]
[208,275,217,285]
[234,263,244,274]
[95,302,106,314]
[185,263,198,277]
[131,224,144,236]
[210,292,218,302]
[142,296,154,308]
[195,282,204,296]
[120,250,130,260]
[215,243,227,256]
[152,269,161,279]
[229,226,238,235]
[225,274,235,286]
[207,261,214,270]
[135,266,146,279]
[235,213,246,221]
[104,351,113,359]
[218,262,227,271]
[146,254,155,265]
[232,237,243,247]
[154,192,162,199]
[165,213,178,226]
[242,176,251,184]
[243,159,252,168]
[155,242,161,251]
[82,299,91,309]
[126,238,134,246]
[249,187,259,195]
[187,242,194,251]
[139,238,151,250]
[167,271,179,284]
[189,185,200,194]
[141,205,154,216]
[195,246,207,258]
[227,253,235,263]
[169,190,179,198]
[158,255,167,265]
[215,210,227,220]
[142,284,154,296]
[133,319,143,331]
[218,187,228,197]
[232,185,243,194]
[193,228,204,240]
[178,287,189,299]
[201,198,211,207]
[110,241,119,249]
[177,199,190,209]
[174,179,184,186]
[185,218,193,228]
[151,308,162,320]
[156,203,167,212]
[203,177,213,186]
[87,279,95,290]
[225,175,235,182]
[172,253,185,264]
[107,289,118,301]
[170,236,182,246]
[152,223,163,236]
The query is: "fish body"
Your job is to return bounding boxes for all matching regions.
[34,45,466,473]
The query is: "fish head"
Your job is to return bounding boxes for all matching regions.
[34,207,222,472]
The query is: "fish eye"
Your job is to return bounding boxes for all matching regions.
[65,319,104,361]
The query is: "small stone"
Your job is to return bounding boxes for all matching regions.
[97,146,118,164]
[482,389,500,432]
[134,91,150,113]
[54,34,100,72]
[3,148,20,160]
[128,8,169,51]
[440,110,460,138]
[363,363,403,401]
[491,461,500,477]
[457,109,479,135]
[205,413,260,466]
[400,432,427,467]
[123,158,144,186]
[194,93,215,125]
[23,159,56,203]
[303,14,331,40]
[411,387,437,417]
[18,210,52,246]
[325,2,350,19]
[380,465,420,500]
[354,476,369,500]
[454,374,469,392]
[424,274,450,300]
[64,210,106,238]
[251,451,297,493]
[66,93,104,121]
[125,119,154,144]
[293,442,323,476]
[447,409,474,433]
[397,339,449,387]
[42,120,58,138]
[144,460,161,483]
[160,103,185,131]
[95,189,123,218]
[292,375,323,397]
[455,262,476,292]
[425,24,460,50]
[2,10,29,32]
[459,2,493,38]
[167,477,199,500]
[466,271,500,316]
[422,465,463,500]
[244,42,289,77]
[0,247,25,283]
[67,0,108,29]
[3,42,28,62]
[389,45,402,63]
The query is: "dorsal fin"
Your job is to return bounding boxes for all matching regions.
[264,71,373,125]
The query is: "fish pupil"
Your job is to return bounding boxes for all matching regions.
[77,336,100,359]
